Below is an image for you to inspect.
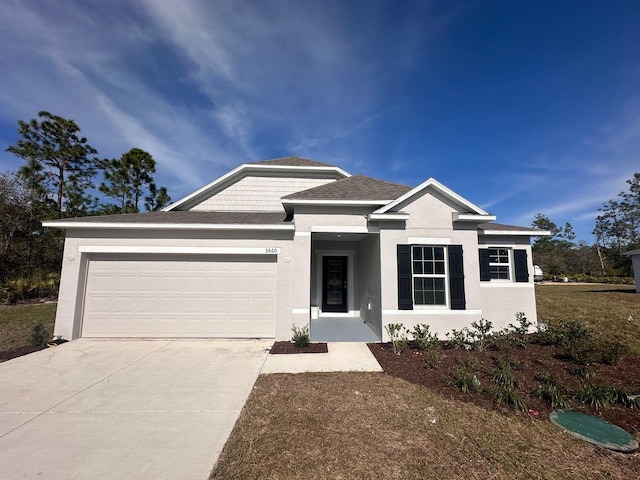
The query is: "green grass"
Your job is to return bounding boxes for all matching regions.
[0,303,57,351]
[535,284,640,355]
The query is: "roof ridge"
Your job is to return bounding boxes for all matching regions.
[248,156,337,168]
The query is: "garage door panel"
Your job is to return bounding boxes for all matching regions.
[82,255,276,338]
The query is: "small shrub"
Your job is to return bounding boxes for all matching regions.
[491,329,518,352]
[489,385,527,411]
[491,361,518,388]
[30,323,48,347]
[423,349,444,369]
[506,312,531,347]
[533,383,572,409]
[291,325,310,347]
[469,318,493,352]
[444,328,471,350]
[565,338,600,367]
[385,323,407,355]
[575,383,613,410]
[594,338,629,365]
[411,323,439,351]
[452,368,481,394]
[537,319,593,347]
[606,386,640,408]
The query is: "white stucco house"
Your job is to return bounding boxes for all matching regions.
[624,249,640,293]
[44,156,549,342]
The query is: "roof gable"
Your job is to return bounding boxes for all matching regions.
[374,177,491,217]
[165,157,349,211]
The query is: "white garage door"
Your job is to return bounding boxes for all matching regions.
[81,254,277,338]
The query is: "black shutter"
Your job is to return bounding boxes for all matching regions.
[514,249,529,282]
[479,248,491,281]
[448,245,466,310]
[397,245,413,310]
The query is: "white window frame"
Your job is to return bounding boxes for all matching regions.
[411,245,448,308]
[488,247,512,281]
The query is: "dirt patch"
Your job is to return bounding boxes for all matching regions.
[270,341,328,354]
[369,338,640,435]
[0,345,47,362]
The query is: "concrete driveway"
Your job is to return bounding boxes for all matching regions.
[0,339,271,480]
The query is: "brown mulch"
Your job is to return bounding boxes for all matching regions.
[270,341,328,354]
[369,338,640,435]
[0,345,47,362]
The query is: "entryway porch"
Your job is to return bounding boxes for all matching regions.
[310,316,379,342]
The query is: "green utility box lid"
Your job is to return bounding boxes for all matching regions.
[550,410,639,453]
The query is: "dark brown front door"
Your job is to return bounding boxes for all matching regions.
[322,256,348,313]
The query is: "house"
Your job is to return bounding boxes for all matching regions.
[624,249,640,293]
[44,156,549,342]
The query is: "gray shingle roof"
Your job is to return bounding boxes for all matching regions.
[478,223,544,232]
[46,211,290,225]
[283,175,411,201]
[249,156,337,167]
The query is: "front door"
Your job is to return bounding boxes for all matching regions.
[322,256,348,313]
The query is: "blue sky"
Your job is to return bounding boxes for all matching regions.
[1,0,638,241]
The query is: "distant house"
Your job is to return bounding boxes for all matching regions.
[625,249,640,293]
[44,156,550,342]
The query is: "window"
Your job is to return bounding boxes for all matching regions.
[488,247,511,280]
[412,245,447,306]
[398,244,465,310]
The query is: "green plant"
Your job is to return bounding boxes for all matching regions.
[594,338,629,365]
[385,323,407,355]
[606,386,640,408]
[506,312,531,347]
[469,318,493,352]
[452,368,481,394]
[423,349,444,369]
[30,323,47,347]
[491,361,517,388]
[411,323,439,351]
[537,319,593,347]
[489,385,527,411]
[532,375,572,410]
[291,325,310,347]
[575,383,613,410]
[444,328,471,350]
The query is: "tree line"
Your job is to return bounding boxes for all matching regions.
[532,173,640,280]
[1,111,171,287]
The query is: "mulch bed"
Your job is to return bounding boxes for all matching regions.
[0,345,47,362]
[369,337,640,435]
[270,341,328,354]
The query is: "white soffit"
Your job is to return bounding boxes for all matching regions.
[480,229,551,236]
[42,221,294,231]
[453,213,497,222]
[78,246,281,255]
[367,212,410,221]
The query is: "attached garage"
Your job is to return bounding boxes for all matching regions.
[81,254,277,338]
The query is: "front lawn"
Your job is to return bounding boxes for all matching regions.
[212,284,640,479]
[212,373,640,479]
[0,302,56,361]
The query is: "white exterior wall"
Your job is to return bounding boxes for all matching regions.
[190,175,335,212]
[632,255,640,293]
[478,235,538,327]
[53,229,296,341]
[358,234,382,337]
[376,189,537,341]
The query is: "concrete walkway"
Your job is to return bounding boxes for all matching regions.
[261,342,382,373]
[0,339,381,480]
[0,339,271,480]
